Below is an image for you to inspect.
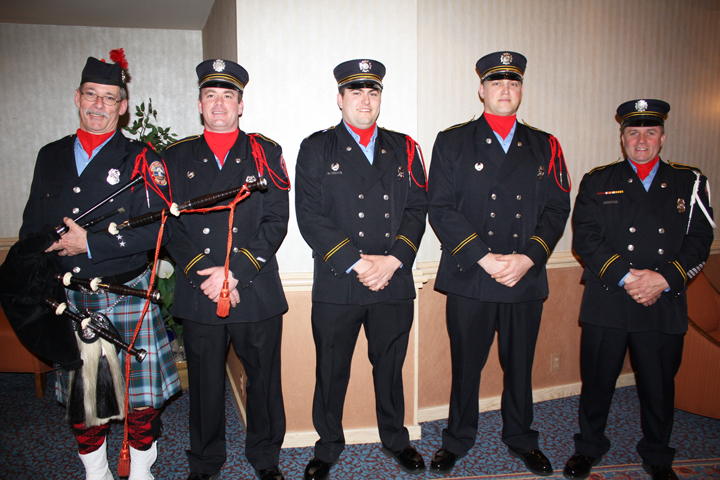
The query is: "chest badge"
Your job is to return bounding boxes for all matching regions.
[106,168,120,185]
[475,163,484,171]
[537,166,545,179]
[677,198,686,213]
[331,163,340,171]
[397,166,405,180]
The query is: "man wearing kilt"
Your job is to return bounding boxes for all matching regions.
[19,54,180,480]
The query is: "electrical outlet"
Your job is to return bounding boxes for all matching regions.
[551,353,561,372]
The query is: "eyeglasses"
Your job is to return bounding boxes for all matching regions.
[80,91,121,106]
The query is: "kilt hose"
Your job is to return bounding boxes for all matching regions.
[56,268,181,411]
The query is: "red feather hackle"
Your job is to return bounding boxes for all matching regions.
[109,48,128,70]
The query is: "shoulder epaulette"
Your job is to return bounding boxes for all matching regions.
[521,120,551,136]
[305,125,336,140]
[250,132,278,146]
[669,160,703,175]
[587,159,622,175]
[165,135,200,150]
[442,117,475,132]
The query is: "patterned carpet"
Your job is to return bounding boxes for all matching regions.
[1,372,718,479]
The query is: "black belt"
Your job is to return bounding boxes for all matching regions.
[101,264,149,285]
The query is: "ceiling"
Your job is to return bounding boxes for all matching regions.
[0,0,216,30]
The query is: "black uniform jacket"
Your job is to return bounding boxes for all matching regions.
[428,115,571,303]
[163,132,289,325]
[573,158,714,334]
[295,122,428,305]
[20,131,171,278]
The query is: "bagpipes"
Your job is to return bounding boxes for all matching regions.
[106,176,269,317]
[0,172,153,371]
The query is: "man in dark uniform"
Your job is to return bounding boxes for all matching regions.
[427,51,571,476]
[163,59,289,480]
[295,59,428,480]
[563,100,714,480]
[20,54,180,480]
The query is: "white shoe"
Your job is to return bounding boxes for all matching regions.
[78,439,114,480]
[128,441,157,480]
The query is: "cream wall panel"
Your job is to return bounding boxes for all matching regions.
[233,0,418,273]
[417,0,720,259]
[202,0,237,61]
[0,23,203,238]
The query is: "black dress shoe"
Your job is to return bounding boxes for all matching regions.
[430,447,467,473]
[381,446,426,474]
[187,473,221,480]
[563,453,601,479]
[508,448,553,476]
[256,465,284,480]
[304,457,336,480]
[642,463,679,480]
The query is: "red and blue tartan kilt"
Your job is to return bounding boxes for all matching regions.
[55,269,181,409]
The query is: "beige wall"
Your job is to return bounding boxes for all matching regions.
[0,22,203,238]
[202,0,237,61]
[2,0,719,270]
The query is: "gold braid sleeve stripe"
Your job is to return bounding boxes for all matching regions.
[324,238,350,262]
[240,248,261,272]
[451,233,477,256]
[599,254,620,278]
[671,260,687,284]
[184,253,206,276]
[530,236,550,258]
[395,235,418,253]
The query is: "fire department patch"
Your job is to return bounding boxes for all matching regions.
[280,154,289,179]
[150,161,167,186]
